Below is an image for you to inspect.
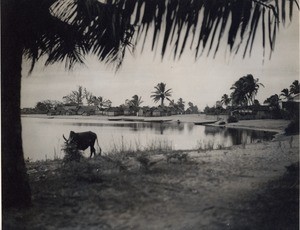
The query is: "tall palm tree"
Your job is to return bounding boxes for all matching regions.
[243,74,264,105]
[290,80,300,95]
[230,77,248,106]
[151,82,172,106]
[2,0,297,208]
[230,74,264,106]
[280,88,292,100]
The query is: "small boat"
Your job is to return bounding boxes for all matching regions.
[108,118,122,121]
[144,119,172,123]
[123,118,145,122]
[194,120,217,125]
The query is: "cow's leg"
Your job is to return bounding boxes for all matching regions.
[90,146,96,158]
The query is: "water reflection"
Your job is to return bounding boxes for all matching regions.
[204,126,276,145]
[64,121,188,135]
[22,117,276,161]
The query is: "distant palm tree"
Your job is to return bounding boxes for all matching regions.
[221,94,231,107]
[151,83,172,106]
[177,98,185,112]
[290,80,300,95]
[63,86,85,106]
[280,88,292,100]
[130,95,143,112]
[2,0,297,208]
[94,96,111,109]
[130,95,143,107]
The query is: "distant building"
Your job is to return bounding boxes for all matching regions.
[77,106,98,116]
[152,106,170,117]
[231,105,274,120]
[124,107,136,116]
[21,108,37,114]
[106,107,123,116]
[138,107,153,117]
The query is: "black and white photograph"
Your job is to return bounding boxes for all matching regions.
[2,0,299,229]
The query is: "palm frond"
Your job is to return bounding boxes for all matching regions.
[18,0,298,71]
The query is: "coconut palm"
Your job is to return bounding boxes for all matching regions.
[151,83,172,106]
[243,74,264,105]
[280,88,292,100]
[130,95,143,112]
[94,96,111,109]
[230,77,248,106]
[2,0,297,208]
[290,80,300,95]
[230,74,264,106]
[221,94,231,107]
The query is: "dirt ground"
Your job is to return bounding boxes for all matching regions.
[3,132,299,230]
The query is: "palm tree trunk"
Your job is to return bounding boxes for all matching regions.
[2,0,31,208]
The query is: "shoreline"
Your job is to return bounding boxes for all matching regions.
[22,113,291,133]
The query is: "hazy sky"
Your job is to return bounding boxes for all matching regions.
[21,11,299,111]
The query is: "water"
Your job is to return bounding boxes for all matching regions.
[21,116,276,161]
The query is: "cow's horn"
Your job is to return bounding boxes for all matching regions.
[63,134,68,142]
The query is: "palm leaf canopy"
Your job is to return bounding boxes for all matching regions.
[290,80,300,95]
[16,0,298,71]
[151,82,172,104]
[280,88,292,99]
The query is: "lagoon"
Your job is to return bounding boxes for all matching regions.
[21,115,276,161]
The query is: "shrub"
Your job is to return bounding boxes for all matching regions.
[227,115,238,123]
[62,143,83,163]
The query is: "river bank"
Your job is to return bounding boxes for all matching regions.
[22,113,290,132]
[4,118,298,229]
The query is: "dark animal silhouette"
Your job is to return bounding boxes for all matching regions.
[63,131,101,157]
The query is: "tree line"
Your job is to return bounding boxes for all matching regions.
[204,75,299,118]
[31,82,199,114]
[221,77,299,109]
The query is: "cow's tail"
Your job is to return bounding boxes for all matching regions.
[96,137,102,156]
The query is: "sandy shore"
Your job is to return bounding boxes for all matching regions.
[215,119,291,133]
[5,116,298,229]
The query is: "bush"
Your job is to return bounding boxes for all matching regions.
[285,119,299,135]
[62,143,83,163]
[227,115,238,123]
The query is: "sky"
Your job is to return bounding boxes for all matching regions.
[21,10,299,111]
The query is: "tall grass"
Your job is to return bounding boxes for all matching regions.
[107,136,173,155]
[196,140,227,152]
